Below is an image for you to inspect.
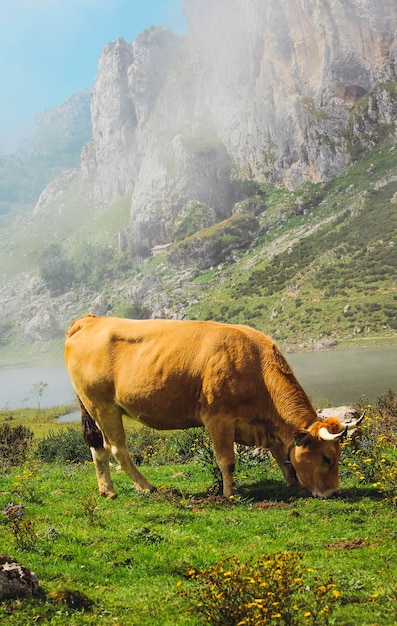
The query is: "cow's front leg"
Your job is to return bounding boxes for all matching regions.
[91,446,117,499]
[205,417,236,498]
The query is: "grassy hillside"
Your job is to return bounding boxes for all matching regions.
[186,180,397,345]
[155,141,397,348]
[0,140,396,362]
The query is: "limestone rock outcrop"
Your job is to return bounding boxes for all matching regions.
[0,556,39,600]
[75,0,397,248]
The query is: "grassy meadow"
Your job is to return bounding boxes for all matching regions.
[0,393,396,625]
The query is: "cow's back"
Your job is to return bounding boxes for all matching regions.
[65,315,270,429]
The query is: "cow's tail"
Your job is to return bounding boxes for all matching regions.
[78,397,104,448]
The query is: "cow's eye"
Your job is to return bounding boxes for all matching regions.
[322,455,331,465]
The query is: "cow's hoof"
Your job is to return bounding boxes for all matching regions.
[100,491,118,499]
[136,484,156,493]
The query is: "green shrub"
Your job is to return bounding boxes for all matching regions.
[126,428,170,466]
[39,243,76,295]
[172,428,221,486]
[164,427,214,464]
[341,389,397,503]
[3,502,37,551]
[0,423,34,472]
[112,303,151,319]
[172,201,217,242]
[36,428,92,463]
[125,426,274,493]
[126,426,218,473]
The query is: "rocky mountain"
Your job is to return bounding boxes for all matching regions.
[77,0,397,247]
[0,0,396,361]
[0,89,92,223]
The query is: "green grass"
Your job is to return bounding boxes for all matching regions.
[1,459,396,625]
[1,389,397,625]
[0,406,77,439]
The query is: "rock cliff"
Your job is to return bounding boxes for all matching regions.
[77,0,397,247]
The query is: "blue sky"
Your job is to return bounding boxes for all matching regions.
[0,0,187,152]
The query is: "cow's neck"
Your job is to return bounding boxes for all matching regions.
[266,373,319,445]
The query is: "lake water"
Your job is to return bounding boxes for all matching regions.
[0,346,395,411]
[288,346,396,405]
[0,365,76,410]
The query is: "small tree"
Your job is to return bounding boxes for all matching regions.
[30,381,48,412]
[39,243,76,294]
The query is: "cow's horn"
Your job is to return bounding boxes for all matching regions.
[346,410,366,430]
[319,426,348,441]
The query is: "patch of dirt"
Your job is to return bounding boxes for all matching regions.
[253,500,295,510]
[326,538,376,550]
[190,495,232,507]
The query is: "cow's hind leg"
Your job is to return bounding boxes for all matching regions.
[80,398,155,496]
[79,398,117,498]
[205,415,236,498]
[91,445,117,499]
[94,404,156,494]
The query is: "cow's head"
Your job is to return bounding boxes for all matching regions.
[289,413,365,498]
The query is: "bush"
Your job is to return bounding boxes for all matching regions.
[126,427,218,473]
[126,427,274,493]
[179,551,339,625]
[166,427,215,464]
[39,243,76,295]
[36,428,92,464]
[113,303,151,319]
[172,201,217,242]
[126,428,170,466]
[0,423,34,472]
[341,389,397,503]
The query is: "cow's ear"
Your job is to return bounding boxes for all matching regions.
[294,430,312,447]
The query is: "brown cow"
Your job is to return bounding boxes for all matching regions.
[64,315,362,499]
